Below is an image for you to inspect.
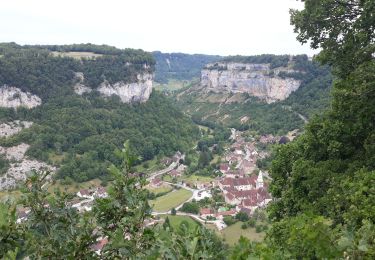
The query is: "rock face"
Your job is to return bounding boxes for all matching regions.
[0,120,33,138]
[0,142,56,190]
[0,86,41,108]
[201,63,301,103]
[73,72,92,95]
[97,73,153,103]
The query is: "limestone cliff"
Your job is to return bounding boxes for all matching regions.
[200,62,301,103]
[97,73,153,103]
[0,86,41,108]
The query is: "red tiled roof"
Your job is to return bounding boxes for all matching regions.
[79,189,90,196]
[220,164,229,171]
[91,237,108,252]
[200,208,213,215]
[217,209,236,216]
[225,193,235,201]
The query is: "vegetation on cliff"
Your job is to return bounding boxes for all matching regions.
[174,54,332,135]
[153,51,221,84]
[0,44,199,183]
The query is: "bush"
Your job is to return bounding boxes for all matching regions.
[235,212,250,222]
[171,208,176,215]
[248,218,256,228]
[223,216,237,226]
[241,223,248,229]
[180,202,200,214]
[255,225,262,233]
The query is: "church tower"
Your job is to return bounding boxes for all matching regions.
[256,170,264,189]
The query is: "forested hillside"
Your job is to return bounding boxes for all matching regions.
[153,51,221,83]
[0,44,199,183]
[255,1,375,258]
[175,54,332,135]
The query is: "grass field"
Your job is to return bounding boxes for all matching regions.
[150,188,192,212]
[154,79,191,92]
[0,203,8,225]
[181,174,214,186]
[134,157,163,174]
[160,214,200,229]
[51,51,103,59]
[215,222,266,246]
[146,185,173,195]
[0,190,22,202]
[47,178,103,194]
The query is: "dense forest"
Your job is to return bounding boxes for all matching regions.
[0,43,154,99]
[223,54,290,69]
[0,44,199,182]
[153,51,221,83]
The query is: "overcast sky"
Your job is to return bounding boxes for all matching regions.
[0,0,317,56]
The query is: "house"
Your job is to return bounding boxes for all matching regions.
[94,186,108,198]
[91,237,108,255]
[77,189,93,199]
[215,209,237,220]
[161,158,173,166]
[150,178,162,187]
[16,207,30,223]
[219,176,257,191]
[219,163,229,174]
[224,192,241,205]
[220,172,272,208]
[237,207,252,216]
[169,169,182,178]
[196,190,212,201]
[200,208,215,219]
[238,159,256,174]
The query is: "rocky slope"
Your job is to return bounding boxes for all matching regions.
[74,72,153,103]
[0,142,56,190]
[0,86,42,108]
[201,62,301,103]
[97,73,153,103]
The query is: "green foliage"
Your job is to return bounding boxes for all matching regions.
[222,54,289,69]
[175,54,332,134]
[0,43,199,183]
[0,203,23,259]
[265,214,340,259]
[290,0,375,78]
[0,154,9,176]
[258,1,375,259]
[235,212,249,222]
[0,43,154,99]
[153,51,221,83]
[93,141,154,258]
[20,171,98,259]
[0,142,229,258]
[180,202,200,214]
[223,216,237,226]
[153,222,228,259]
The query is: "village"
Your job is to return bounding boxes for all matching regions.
[15,129,284,253]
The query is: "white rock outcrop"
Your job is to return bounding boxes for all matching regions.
[0,86,41,108]
[201,63,301,103]
[0,159,56,190]
[73,72,92,95]
[0,120,33,138]
[97,73,153,103]
[0,142,56,190]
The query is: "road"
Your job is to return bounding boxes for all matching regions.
[151,181,227,230]
[152,211,227,230]
[146,162,177,181]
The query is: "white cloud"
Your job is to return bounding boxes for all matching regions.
[0,0,317,55]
